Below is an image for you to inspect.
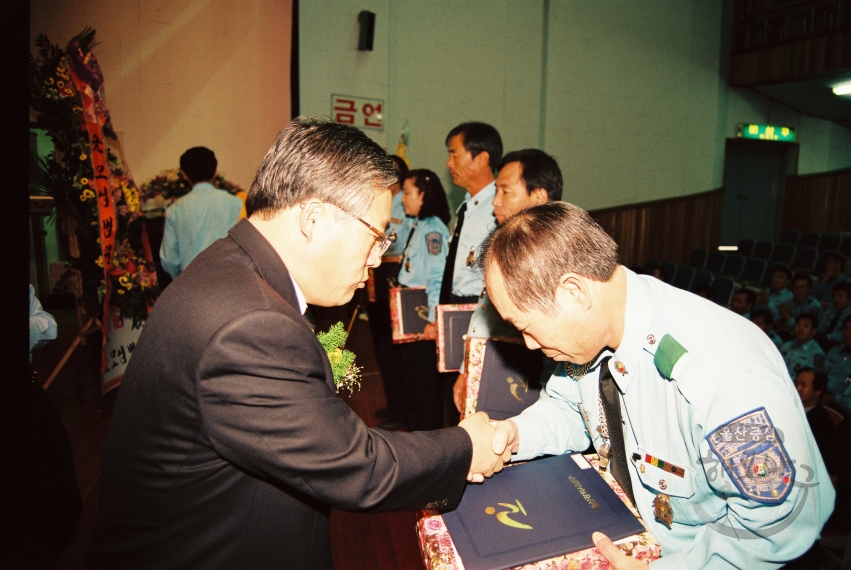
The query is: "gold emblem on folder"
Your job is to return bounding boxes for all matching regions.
[485,499,533,530]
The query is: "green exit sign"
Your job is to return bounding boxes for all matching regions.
[737,123,796,142]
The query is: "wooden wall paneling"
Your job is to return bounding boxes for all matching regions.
[782,169,851,233]
[589,189,723,270]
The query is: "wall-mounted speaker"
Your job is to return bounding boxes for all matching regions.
[358,11,375,51]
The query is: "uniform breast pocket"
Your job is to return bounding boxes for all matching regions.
[635,446,704,526]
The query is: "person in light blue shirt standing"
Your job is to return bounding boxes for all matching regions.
[396,169,451,431]
[478,202,834,569]
[452,149,563,414]
[159,147,242,279]
[440,122,501,425]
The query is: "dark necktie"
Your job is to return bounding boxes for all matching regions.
[439,202,467,304]
[826,309,842,336]
[598,357,636,505]
[303,307,316,330]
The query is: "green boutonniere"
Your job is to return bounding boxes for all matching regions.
[316,322,361,395]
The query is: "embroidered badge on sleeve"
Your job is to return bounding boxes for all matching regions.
[425,232,442,256]
[705,407,795,504]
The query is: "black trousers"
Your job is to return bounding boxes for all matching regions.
[367,261,407,422]
[400,339,443,431]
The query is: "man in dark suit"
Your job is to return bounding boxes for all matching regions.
[86,118,503,569]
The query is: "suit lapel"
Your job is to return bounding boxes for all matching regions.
[227,219,334,389]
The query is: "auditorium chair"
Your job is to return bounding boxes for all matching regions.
[737,239,755,258]
[705,250,726,274]
[720,254,746,280]
[643,258,661,275]
[661,261,677,283]
[752,241,773,261]
[815,250,840,276]
[671,266,695,290]
[770,243,796,266]
[819,233,841,252]
[691,271,714,292]
[688,248,707,269]
[740,258,767,286]
[840,235,851,258]
[781,229,801,245]
[712,277,736,307]
[791,247,818,274]
[798,231,821,249]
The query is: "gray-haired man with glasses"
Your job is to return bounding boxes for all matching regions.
[88,117,505,570]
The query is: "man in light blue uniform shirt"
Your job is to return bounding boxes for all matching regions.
[479,202,834,569]
[160,147,242,279]
[452,149,563,412]
[778,274,822,332]
[818,282,851,345]
[440,122,501,306]
[780,313,825,378]
[440,122,501,425]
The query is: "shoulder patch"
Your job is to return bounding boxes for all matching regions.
[425,232,443,256]
[654,334,687,379]
[705,407,795,504]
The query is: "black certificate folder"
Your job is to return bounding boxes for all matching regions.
[443,454,645,570]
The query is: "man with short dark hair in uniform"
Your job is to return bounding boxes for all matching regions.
[439,122,502,425]
[478,202,834,568]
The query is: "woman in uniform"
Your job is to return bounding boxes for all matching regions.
[397,169,451,431]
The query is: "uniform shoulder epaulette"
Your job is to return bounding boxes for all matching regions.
[653,334,688,379]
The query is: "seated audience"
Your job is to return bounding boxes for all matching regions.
[751,309,783,349]
[778,274,822,332]
[823,316,851,413]
[780,313,825,379]
[817,282,851,348]
[731,288,756,318]
[813,252,848,307]
[757,266,793,324]
[795,367,835,456]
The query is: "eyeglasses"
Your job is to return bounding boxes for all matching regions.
[324,201,396,256]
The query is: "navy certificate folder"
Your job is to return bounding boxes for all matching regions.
[442,454,645,570]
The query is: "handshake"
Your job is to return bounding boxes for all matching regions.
[458,412,521,483]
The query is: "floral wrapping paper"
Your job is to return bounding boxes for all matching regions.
[461,337,525,420]
[416,456,662,570]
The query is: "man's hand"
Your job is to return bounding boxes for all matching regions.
[423,322,438,341]
[592,532,648,568]
[459,412,505,483]
[453,374,466,413]
[491,419,520,460]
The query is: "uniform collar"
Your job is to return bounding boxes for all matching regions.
[227,218,302,317]
[190,181,216,192]
[609,267,652,394]
[459,180,496,213]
